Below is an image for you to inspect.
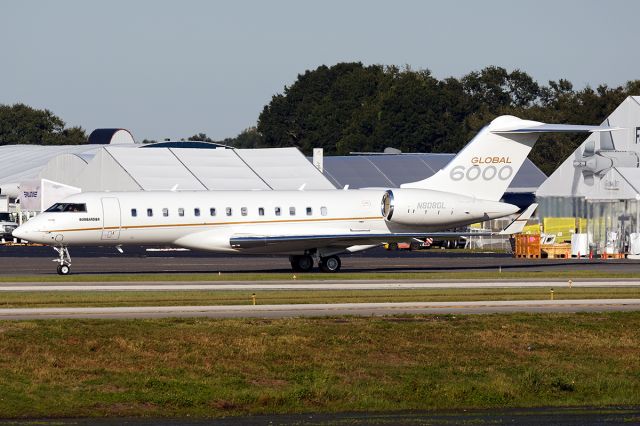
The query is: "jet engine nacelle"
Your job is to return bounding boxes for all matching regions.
[380,189,518,226]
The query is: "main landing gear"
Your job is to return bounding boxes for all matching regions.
[289,253,342,273]
[53,246,71,275]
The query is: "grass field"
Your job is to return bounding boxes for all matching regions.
[2,270,640,282]
[0,287,639,308]
[0,313,638,418]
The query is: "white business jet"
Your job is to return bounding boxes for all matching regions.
[13,115,616,275]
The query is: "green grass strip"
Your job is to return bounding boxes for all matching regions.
[0,313,638,418]
[0,287,639,308]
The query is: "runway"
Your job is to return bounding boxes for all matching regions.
[0,279,639,291]
[1,299,639,320]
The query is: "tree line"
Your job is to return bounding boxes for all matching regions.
[2,63,639,175]
[254,63,640,175]
[0,103,87,146]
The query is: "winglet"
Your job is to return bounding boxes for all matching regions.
[499,203,538,235]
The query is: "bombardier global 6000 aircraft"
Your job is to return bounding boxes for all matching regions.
[13,115,617,274]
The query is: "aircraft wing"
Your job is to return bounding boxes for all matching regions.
[230,204,538,251]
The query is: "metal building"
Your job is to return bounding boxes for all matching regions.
[536,96,640,255]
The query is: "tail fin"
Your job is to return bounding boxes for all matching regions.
[401,115,618,201]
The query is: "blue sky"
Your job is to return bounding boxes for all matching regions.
[1,0,638,141]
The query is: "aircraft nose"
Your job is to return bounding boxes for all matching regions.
[12,225,27,240]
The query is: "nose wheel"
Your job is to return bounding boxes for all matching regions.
[53,246,72,275]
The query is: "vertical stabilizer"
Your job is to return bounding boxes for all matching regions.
[400,115,618,201]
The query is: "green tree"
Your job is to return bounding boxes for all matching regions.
[258,62,389,153]
[0,103,87,145]
[223,127,263,149]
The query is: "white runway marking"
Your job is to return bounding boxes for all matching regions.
[0,280,638,292]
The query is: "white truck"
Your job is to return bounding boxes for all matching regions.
[0,195,18,241]
[0,212,18,241]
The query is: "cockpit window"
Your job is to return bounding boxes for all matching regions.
[45,203,87,213]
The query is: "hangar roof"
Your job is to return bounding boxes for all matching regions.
[0,144,103,185]
[87,128,136,145]
[67,146,336,192]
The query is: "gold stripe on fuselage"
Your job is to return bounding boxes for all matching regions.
[48,216,383,233]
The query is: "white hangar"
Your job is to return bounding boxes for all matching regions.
[536,96,640,254]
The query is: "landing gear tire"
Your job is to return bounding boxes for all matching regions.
[53,246,71,275]
[289,255,314,272]
[319,255,341,273]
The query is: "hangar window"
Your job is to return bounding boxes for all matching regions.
[131,208,137,217]
[210,208,216,216]
[289,207,296,216]
[226,207,232,216]
[147,208,153,217]
[162,208,169,217]
[275,207,281,216]
[306,207,312,216]
[321,206,328,216]
[241,207,248,216]
[45,203,87,213]
[194,208,201,217]
[178,208,184,217]
[258,207,264,216]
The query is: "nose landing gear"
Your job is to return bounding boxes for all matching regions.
[53,246,71,275]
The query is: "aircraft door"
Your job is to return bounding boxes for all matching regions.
[101,197,121,240]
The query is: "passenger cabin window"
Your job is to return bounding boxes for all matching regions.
[131,208,137,217]
[321,206,328,216]
[210,208,216,216]
[226,207,232,216]
[178,208,184,217]
[306,207,312,216]
[194,208,200,217]
[147,208,153,217]
[258,207,264,216]
[162,208,169,217]
[289,207,296,216]
[45,203,87,213]
[241,207,247,216]
[275,207,281,216]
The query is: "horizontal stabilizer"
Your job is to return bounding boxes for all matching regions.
[488,115,623,134]
[492,123,622,134]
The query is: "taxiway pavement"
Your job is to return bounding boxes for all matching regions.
[1,245,640,275]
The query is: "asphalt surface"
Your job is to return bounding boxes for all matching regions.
[2,299,639,320]
[1,244,639,275]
